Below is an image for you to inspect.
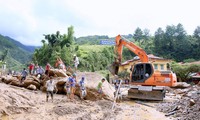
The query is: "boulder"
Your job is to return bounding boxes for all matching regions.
[74,72,115,100]
[30,76,40,83]
[9,80,20,86]
[27,84,37,90]
[1,75,17,84]
[22,80,41,89]
[42,77,69,93]
[49,69,67,77]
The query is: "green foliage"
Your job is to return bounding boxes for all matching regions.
[34,26,75,67]
[0,34,33,71]
[117,70,129,79]
[183,59,196,63]
[75,35,109,45]
[153,23,194,61]
[171,62,200,82]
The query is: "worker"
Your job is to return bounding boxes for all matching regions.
[97,78,105,99]
[55,57,66,71]
[114,81,122,102]
[69,74,76,101]
[29,63,34,75]
[46,77,57,102]
[45,63,51,76]
[79,76,87,100]
[20,68,28,84]
[36,66,45,80]
[73,54,79,72]
[64,77,71,99]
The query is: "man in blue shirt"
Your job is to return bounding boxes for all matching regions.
[79,77,87,100]
[69,74,76,101]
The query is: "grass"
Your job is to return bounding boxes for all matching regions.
[79,45,111,52]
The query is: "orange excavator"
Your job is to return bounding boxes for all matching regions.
[110,35,177,100]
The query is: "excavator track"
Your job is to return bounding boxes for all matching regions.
[128,86,166,101]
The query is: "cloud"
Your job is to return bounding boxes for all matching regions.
[0,0,200,45]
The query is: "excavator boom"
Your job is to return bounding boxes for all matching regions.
[115,35,148,63]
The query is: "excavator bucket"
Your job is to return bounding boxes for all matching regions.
[128,86,166,101]
[108,62,119,75]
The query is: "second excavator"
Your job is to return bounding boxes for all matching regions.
[110,35,177,100]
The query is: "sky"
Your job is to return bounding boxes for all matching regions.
[0,0,200,46]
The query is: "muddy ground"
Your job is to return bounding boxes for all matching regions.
[0,73,170,120]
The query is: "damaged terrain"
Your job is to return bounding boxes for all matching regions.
[157,83,200,120]
[0,71,169,120]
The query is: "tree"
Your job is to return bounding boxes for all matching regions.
[172,63,200,82]
[34,26,75,66]
[143,28,150,41]
[60,26,74,48]
[194,26,200,39]
[133,27,143,42]
[154,27,165,55]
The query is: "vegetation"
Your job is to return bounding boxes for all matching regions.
[2,23,200,82]
[0,34,34,70]
[171,62,200,82]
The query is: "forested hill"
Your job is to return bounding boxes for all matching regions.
[5,36,37,52]
[0,34,37,70]
[75,34,134,45]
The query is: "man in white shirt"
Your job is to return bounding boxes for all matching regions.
[73,54,79,71]
[46,77,57,102]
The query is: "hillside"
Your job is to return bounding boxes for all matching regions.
[0,34,37,70]
[5,36,38,52]
[75,34,134,45]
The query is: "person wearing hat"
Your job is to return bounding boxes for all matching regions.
[73,54,79,72]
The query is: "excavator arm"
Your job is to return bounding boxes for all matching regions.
[115,35,148,63]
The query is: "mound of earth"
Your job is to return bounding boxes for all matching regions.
[0,71,115,101]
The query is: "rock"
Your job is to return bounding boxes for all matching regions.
[173,82,191,88]
[9,80,20,86]
[1,76,17,84]
[22,80,41,89]
[27,84,37,90]
[49,69,67,77]
[189,99,195,106]
[30,76,40,83]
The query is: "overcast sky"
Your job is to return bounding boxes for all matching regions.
[0,0,200,46]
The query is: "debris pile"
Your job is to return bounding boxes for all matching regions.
[157,82,200,120]
[0,69,115,101]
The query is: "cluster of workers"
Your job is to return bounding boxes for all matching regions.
[20,55,79,83]
[20,62,51,84]
[19,55,108,102]
[46,75,106,102]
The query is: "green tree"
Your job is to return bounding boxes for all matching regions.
[133,27,143,42]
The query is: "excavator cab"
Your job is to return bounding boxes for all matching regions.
[131,63,154,83]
